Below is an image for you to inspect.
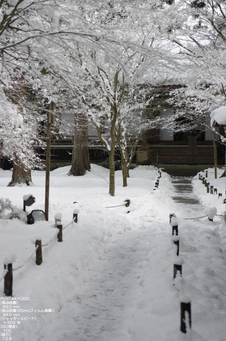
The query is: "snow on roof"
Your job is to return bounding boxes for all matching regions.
[210,106,226,127]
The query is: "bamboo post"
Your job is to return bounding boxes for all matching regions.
[4,263,13,296]
[57,223,63,242]
[35,240,42,265]
[180,301,192,333]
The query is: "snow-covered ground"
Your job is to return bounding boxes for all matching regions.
[0,164,226,341]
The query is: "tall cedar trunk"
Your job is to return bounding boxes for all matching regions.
[8,154,32,186]
[69,112,90,176]
[8,71,32,186]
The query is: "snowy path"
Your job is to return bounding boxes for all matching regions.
[65,228,154,341]
[171,176,203,218]
[63,177,226,341]
[172,177,200,205]
[66,178,199,341]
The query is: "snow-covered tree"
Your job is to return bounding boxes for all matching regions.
[0,0,99,183]
[160,0,226,135]
[0,86,41,185]
[0,0,181,191]
[0,0,60,184]
[47,1,181,195]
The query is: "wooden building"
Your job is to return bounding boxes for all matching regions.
[136,110,223,166]
[40,85,225,168]
[1,86,225,170]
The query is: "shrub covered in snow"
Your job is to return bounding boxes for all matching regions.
[204,206,217,221]
[0,198,26,221]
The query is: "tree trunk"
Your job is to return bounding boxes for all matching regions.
[109,145,115,196]
[108,105,118,196]
[69,112,90,176]
[121,160,128,187]
[8,155,32,187]
[8,70,33,186]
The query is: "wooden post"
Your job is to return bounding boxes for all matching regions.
[57,224,63,242]
[172,225,178,236]
[35,240,42,265]
[73,213,78,223]
[54,213,62,227]
[55,219,61,227]
[214,188,217,195]
[73,209,79,223]
[174,239,180,256]
[173,264,182,279]
[169,213,176,224]
[180,301,192,333]
[210,185,214,194]
[4,263,13,296]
